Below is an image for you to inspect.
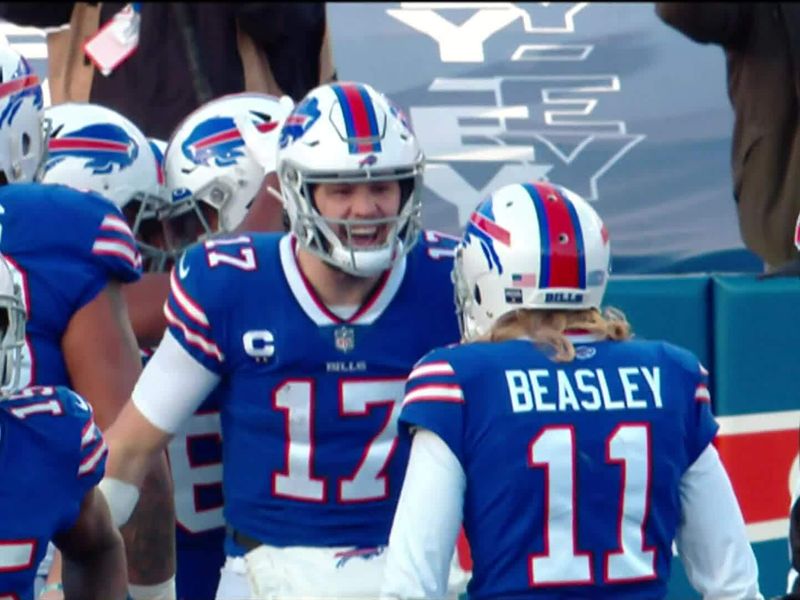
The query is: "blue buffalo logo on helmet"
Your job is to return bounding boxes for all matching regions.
[182,113,278,168]
[358,154,378,168]
[148,140,165,185]
[45,123,139,175]
[279,96,321,149]
[388,101,412,134]
[465,198,510,275]
[0,56,43,128]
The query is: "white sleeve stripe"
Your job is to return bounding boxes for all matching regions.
[403,385,464,406]
[695,385,711,402]
[100,215,134,236]
[169,269,210,328]
[164,303,223,361]
[92,239,141,269]
[79,417,92,445]
[408,362,455,380]
[80,422,99,447]
[78,440,107,476]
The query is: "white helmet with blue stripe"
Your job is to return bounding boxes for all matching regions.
[276,81,424,277]
[454,181,611,341]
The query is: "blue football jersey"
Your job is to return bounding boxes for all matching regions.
[168,395,225,600]
[0,182,142,387]
[142,345,225,599]
[400,337,718,600]
[163,231,459,548]
[0,385,107,600]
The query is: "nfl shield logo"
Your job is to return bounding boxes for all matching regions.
[334,326,355,353]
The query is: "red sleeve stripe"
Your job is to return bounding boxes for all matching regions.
[92,238,142,270]
[78,440,107,476]
[164,303,223,362]
[695,384,711,403]
[403,384,464,406]
[408,361,455,380]
[170,269,210,328]
[100,214,134,237]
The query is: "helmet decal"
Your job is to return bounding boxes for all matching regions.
[523,182,586,290]
[181,113,278,168]
[46,123,139,175]
[330,82,382,154]
[279,96,321,149]
[0,58,42,128]
[465,199,510,275]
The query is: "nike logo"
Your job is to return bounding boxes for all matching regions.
[178,253,190,279]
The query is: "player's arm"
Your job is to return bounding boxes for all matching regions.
[101,330,221,524]
[675,445,763,599]
[382,428,465,600]
[53,488,127,600]
[123,272,171,349]
[61,280,177,590]
[62,281,141,429]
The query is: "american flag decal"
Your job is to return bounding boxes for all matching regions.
[511,273,537,288]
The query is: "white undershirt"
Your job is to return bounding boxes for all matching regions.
[132,330,221,434]
[132,304,357,433]
[328,304,359,320]
[381,430,763,600]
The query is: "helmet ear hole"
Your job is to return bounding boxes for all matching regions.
[473,284,482,305]
[21,133,30,157]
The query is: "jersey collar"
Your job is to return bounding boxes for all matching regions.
[279,234,407,326]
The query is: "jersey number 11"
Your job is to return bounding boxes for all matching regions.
[529,424,656,586]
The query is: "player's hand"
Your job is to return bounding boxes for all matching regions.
[38,582,63,600]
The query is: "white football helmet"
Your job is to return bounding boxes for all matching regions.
[40,102,168,271]
[0,253,26,394]
[277,81,424,277]
[454,182,611,341]
[0,45,45,184]
[163,92,294,249]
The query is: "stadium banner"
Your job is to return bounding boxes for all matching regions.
[328,2,763,274]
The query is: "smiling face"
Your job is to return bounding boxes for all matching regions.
[311,180,402,248]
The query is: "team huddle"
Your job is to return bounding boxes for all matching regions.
[0,41,763,600]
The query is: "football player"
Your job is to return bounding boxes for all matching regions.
[126,92,293,351]
[98,81,469,599]
[381,182,762,599]
[0,251,127,600]
[159,92,292,600]
[0,47,175,599]
[42,103,170,273]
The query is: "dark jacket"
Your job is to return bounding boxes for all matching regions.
[0,2,333,140]
[656,3,800,268]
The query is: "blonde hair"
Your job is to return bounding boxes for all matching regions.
[480,306,632,363]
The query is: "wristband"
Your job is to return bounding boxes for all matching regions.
[128,576,176,600]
